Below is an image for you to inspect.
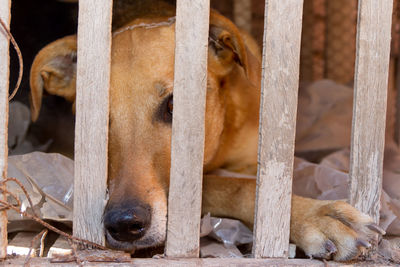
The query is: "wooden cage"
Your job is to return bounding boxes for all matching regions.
[0,0,395,265]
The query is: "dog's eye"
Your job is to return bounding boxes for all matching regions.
[167,95,173,115]
[155,94,173,124]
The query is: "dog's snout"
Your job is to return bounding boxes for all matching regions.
[104,204,151,242]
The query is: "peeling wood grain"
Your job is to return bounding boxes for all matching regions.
[253,0,303,258]
[165,0,210,258]
[73,0,113,245]
[0,0,10,258]
[349,0,393,223]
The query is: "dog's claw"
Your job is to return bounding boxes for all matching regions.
[324,240,337,255]
[356,239,371,249]
[367,223,386,235]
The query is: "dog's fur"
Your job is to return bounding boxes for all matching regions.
[29,0,383,260]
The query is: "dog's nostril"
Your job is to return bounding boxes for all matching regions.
[107,226,119,236]
[129,222,145,234]
[104,205,151,243]
[105,217,148,242]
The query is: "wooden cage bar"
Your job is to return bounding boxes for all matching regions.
[2,257,395,266]
[349,0,393,222]
[165,0,210,258]
[73,0,113,245]
[0,0,11,259]
[253,0,304,259]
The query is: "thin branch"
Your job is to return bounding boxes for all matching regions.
[0,17,23,101]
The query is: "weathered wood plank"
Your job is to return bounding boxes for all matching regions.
[7,232,41,257]
[165,0,210,258]
[47,236,72,258]
[253,0,303,258]
[0,0,10,259]
[73,0,113,245]
[396,56,400,145]
[2,257,393,267]
[349,0,393,223]
[233,0,252,33]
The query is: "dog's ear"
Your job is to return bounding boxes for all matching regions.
[30,35,77,121]
[208,11,250,77]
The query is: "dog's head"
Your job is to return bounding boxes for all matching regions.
[29,12,260,251]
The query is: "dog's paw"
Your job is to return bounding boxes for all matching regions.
[291,196,385,261]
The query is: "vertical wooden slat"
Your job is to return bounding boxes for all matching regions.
[396,55,400,145]
[396,0,400,145]
[349,0,393,223]
[0,0,10,259]
[165,0,210,258]
[253,0,303,258]
[73,0,113,245]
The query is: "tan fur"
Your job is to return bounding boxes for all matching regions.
[29,3,382,261]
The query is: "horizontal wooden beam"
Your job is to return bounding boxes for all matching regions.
[2,257,391,267]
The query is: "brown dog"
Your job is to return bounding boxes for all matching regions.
[29,1,383,261]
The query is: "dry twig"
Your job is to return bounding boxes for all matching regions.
[2,177,37,216]
[68,239,83,266]
[24,229,48,265]
[0,17,23,101]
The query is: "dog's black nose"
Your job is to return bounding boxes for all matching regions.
[104,204,151,242]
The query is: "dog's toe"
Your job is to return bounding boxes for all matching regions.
[296,229,338,259]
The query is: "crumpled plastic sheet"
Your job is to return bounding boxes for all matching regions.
[7,152,73,231]
[200,213,253,258]
[378,237,400,262]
